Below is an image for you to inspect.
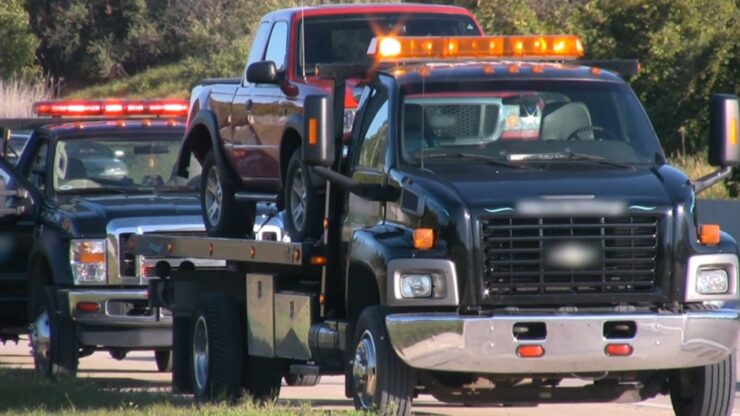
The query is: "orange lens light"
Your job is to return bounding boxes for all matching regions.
[80,252,105,263]
[516,345,545,358]
[368,35,583,61]
[413,228,435,250]
[605,343,633,356]
[699,224,721,245]
[310,256,327,266]
[730,117,738,145]
[308,118,318,145]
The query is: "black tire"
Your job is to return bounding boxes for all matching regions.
[201,150,255,237]
[284,148,324,241]
[242,356,282,402]
[351,306,415,415]
[30,286,78,379]
[172,316,193,393]
[284,373,321,387]
[155,350,173,372]
[670,352,736,416]
[190,294,243,402]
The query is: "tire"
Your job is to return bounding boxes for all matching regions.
[285,373,321,387]
[172,316,194,393]
[201,150,255,237]
[190,294,243,402]
[155,350,173,372]
[242,356,282,402]
[670,352,736,416]
[109,349,128,360]
[351,306,415,415]
[30,286,78,379]
[284,148,324,241]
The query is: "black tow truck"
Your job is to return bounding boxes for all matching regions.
[133,35,740,415]
[0,99,220,377]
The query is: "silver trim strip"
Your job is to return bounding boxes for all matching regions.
[386,259,459,307]
[385,310,740,374]
[686,253,739,302]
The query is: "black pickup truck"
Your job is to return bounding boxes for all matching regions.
[0,100,218,377]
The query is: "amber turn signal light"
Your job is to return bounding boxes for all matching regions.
[699,224,721,245]
[413,228,435,250]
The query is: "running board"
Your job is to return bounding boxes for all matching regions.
[235,192,279,203]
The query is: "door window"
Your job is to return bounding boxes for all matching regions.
[264,21,289,71]
[357,98,389,170]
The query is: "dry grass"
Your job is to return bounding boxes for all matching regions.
[668,152,731,200]
[0,77,53,118]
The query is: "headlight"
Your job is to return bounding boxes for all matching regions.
[400,273,432,298]
[697,268,729,294]
[70,239,107,284]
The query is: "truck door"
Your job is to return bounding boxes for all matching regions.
[232,21,271,182]
[343,88,390,238]
[243,20,289,184]
[0,130,40,330]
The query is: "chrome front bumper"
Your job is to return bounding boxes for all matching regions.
[385,309,740,374]
[63,288,171,327]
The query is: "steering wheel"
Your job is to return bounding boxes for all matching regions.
[566,125,619,141]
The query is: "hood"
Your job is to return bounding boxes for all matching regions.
[55,193,201,237]
[403,163,692,215]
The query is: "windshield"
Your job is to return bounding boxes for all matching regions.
[298,13,480,75]
[52,135,198,193]
[400,80,663,167]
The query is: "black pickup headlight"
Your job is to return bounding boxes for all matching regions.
[70,239,107,284]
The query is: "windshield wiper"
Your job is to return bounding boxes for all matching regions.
[421,152,528,170]
[508,152,633,169]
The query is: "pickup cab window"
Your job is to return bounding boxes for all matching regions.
[400,80,663,167]
[264,21,289,71]
[297,13,480,75]
[28,141,48,190]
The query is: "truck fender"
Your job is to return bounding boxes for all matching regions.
[345,226,415,319]
[176,109,234,183]
[28,228,73,286]
[718,230,737,254]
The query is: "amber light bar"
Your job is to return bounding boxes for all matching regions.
[33,99,189,117]
[368,35,584,61]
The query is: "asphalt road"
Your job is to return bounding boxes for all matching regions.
[2,337,740,415]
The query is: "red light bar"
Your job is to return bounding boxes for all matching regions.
[33,99,189,118]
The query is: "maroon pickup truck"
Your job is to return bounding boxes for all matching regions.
[175,3,483,239]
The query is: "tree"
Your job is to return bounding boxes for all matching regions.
[0,0,40,78]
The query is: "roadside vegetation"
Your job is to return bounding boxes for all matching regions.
[0,76,53,118]
[1,0,735,192]
[0,368,363,416]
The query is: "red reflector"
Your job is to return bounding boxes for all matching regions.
[76,302,100,313]
[516,345,544,358]
[605,343,633,356]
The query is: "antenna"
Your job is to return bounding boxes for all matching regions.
[420,75,426,171]
[300,0,307,80]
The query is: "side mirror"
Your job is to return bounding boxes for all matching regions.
[303,95,335,167]
[708,94,740,167]
[246,61,278,84]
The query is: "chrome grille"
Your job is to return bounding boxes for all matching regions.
[481,216,659,296]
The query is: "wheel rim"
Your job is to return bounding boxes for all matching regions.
[352,330,378,409]
[204,165,223,227]
[289,168,307,232]
[30,309,51,374]
[193,316,209,393]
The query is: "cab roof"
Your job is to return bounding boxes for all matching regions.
[380,61,627,87]
[265,2,477,20]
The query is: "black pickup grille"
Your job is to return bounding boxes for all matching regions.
[481,216,660,297]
